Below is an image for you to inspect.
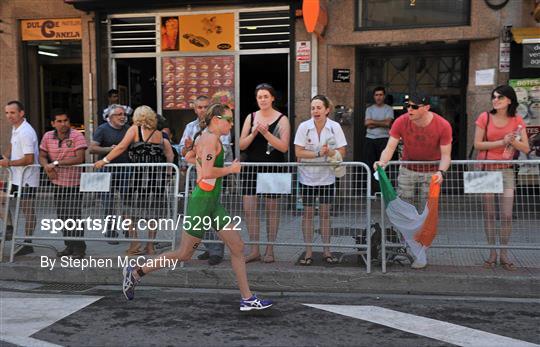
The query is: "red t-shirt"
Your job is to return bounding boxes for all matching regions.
[389,112,452,171]
[475,112,525,161]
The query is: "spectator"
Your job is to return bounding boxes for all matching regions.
[95,105,174,255]
[178,95,230,265]
[90,104,129,244]
[374,92,452,269]
[0,101,39,255]
[239,83,290,263]
[39,109,88,259]
[294,95,347,265]
[473,85,529,271]
[364,87,394,193]
[101,89,133,125]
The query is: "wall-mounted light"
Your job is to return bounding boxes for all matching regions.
[38,50,59,57]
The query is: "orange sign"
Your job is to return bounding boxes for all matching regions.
[303,0,327,37]
[179,13,234,52]
[21,18,81,41]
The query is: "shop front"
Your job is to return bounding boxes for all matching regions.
[69,1,297,158]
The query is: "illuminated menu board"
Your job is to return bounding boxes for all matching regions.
[162,56,234,110]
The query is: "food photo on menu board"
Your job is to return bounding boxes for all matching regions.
[179,13,234,52]
[161,16,179,51]
[162,56,234,110]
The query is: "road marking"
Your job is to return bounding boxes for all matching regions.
[0,292,102,347]
[305,304,539,347]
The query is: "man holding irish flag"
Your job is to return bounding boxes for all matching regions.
[374,92,452,269]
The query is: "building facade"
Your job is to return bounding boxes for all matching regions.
[1,0,538,161]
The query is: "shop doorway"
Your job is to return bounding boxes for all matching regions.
[239,54,289,124]
[23,42,83,136]
[356,45,468,159]
[114,58,157,114]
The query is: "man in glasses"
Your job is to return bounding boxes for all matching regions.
[364,86,394,193]
[90,105,130,244]
[178,96,231,265]
[374,92,452,268]
[39,109,88,259]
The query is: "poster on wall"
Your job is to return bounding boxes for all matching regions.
[509,78,540,126]
[179,13,234,52]
[161,16,179,51]
[162,56,234,110]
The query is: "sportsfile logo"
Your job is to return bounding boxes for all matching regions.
[40,215,242,234]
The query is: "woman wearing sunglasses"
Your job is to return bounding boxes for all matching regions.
[239,83,291,263]
[119,103,273,311]
[473,85,529,271]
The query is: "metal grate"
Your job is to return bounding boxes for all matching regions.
[110,17,156,54]
[239,10,290,50]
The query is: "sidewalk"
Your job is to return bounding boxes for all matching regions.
[1,239,539,298]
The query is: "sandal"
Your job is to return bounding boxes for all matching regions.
[263,254,275,263]
[125,248,143,256]
[500,261,516,271]
[483,260,497,269]
[245,254,261,264]
[323,256,338,264]
[299,257,313,266]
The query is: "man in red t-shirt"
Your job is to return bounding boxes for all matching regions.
[375,93,452,197]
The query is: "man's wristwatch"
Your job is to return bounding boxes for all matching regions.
[52,160,59,166]
[103,157,110,164]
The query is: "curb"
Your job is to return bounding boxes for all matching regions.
[1,260,539,298]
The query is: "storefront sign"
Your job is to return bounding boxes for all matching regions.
[162,56,234,110]
[333,69,350,83]
[509,78,540,127]
[296,41,311,62]
[178,13,234,52]
[299,62,310,72]
[523,44,540,68]
[21,18,81,41]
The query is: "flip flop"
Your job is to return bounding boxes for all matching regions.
[323,256,338,264]
[483,260,497,269]
[263,255,275,263]
[245,254,261,263]
[299,257,313,266]
[500,261,516,271]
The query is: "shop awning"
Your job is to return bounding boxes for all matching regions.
[512,27,540,44]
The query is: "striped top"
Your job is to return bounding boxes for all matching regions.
[40,129,88,186]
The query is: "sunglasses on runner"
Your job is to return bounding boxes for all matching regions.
[216,115,233,123]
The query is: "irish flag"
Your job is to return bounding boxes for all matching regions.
[376,166,441,266]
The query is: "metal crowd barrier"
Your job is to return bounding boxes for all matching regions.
[379,160,540,272]
[184,162,372,272]
[10,163,180,262]
[0,167,12,261]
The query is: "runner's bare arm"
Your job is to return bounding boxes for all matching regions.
[199,135,238,178]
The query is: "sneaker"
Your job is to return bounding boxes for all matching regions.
[122,265,139,300]
[240,295,273,312]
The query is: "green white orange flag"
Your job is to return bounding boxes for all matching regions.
[376,166,441,261]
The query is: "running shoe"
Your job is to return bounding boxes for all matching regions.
[122,265,138,300]
[240,295,273,311]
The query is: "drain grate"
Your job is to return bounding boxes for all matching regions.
[36,283,94,292]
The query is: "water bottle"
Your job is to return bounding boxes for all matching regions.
[266,124,281,155]
[502,125,523,159]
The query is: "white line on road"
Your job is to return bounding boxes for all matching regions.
[305,304,539,347]
[1,292,102,347]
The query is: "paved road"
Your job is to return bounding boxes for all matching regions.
[1,281,539,346]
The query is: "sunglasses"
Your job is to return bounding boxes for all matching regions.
[404,102,423,110]
[110,112,125,117]
[491,94,506,100]
[216,115,233,123]
[255,83,273,90]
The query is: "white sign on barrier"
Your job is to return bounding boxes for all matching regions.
[80,172,111,192]
[463,171,503,194]
[256,173,292,194]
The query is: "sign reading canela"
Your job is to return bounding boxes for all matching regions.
[21,18,81,41]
